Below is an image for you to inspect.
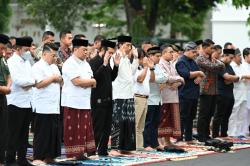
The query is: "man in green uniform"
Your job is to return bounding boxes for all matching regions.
[0,34,11,166]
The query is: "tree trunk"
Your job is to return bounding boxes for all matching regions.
[124,0,158,40]
[146,0,158,36]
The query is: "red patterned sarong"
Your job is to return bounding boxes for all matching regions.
[158,103,181,138]
[63,107,96,158]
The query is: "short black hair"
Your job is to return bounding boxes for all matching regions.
[141,40,153,47]
[74,34,86,39]
[224,42,233,49]
[243,47,250,59]
[212,45,222,50]
[137,48,146,59]
[42,31,54,41]
[9,36,16,40]
[59,31,71,39]
[43,43,59,53]
[203,39,214,45]
[160,43,172,53]
[6,41,12,49]
[94,35,105,42]
[202,39,214,48]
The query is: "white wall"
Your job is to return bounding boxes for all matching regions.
[212,0,250,51]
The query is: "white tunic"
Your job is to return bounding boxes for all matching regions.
[7,53,35,108]
[32,59,61,114]
[242,61,250,109]
[61,55,93,109]
[230,61,248,102]
[228,61,249,136]
[112,53,139,99]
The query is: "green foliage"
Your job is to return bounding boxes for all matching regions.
[0,0,12,33]
[82,0,126,38]
[17,0,95,31]
[16,0,250,40]
[232,0,250,8]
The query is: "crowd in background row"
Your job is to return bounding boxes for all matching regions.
[1,31,250,166]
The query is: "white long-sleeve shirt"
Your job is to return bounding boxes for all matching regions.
[242,61,250,108]
[112,53,139,99]
[7,52,35,108]
[230,61,249,102]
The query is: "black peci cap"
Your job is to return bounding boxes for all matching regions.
[223,49,235,55]
[117,35,132,43]
[0,34,9,44]
[72,38,88,47]
[16,36,33,47]
[101,39,116,49]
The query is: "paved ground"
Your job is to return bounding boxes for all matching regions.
[148,148,250,166]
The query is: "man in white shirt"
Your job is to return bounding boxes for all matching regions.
[6,36,35,166]
[31,43,62,165]
[229,48,250,137]
[110,35,138,155]
[143,46,168,151]
[134,48,155,150]
[61,38,96,159]
[238,48,250,136]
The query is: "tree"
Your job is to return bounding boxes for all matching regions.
[0,0,12,33]
[17,0,250,40]
[17,0,95,31]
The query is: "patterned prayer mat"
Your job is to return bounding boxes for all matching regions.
[25,143,250,166]
[28,133,250,166]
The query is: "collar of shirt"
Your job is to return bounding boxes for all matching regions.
[72,54,85,65]
[230,61,239,67]
[13,52,25,63]
[40,58,50,66]
[160,58,171,65]
[183,54,193,61]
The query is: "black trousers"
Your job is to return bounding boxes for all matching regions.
[143,105,161,148]
[212,95,234,138]
[197,95,217,142]
[91,103,112,155]
[179,98,198,141]
[33,113,61,160]
[6,105,32,163]
[0,95,8,164]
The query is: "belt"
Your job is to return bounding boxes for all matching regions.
[97,97,111,104]
[134,94,148,99]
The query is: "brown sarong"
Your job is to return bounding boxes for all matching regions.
[158,103,181,138]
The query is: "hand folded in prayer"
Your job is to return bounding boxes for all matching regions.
[194,76,203,84]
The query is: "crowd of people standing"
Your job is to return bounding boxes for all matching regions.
[0,31,250,166]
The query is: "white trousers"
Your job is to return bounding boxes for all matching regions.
[228,100,248,136]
